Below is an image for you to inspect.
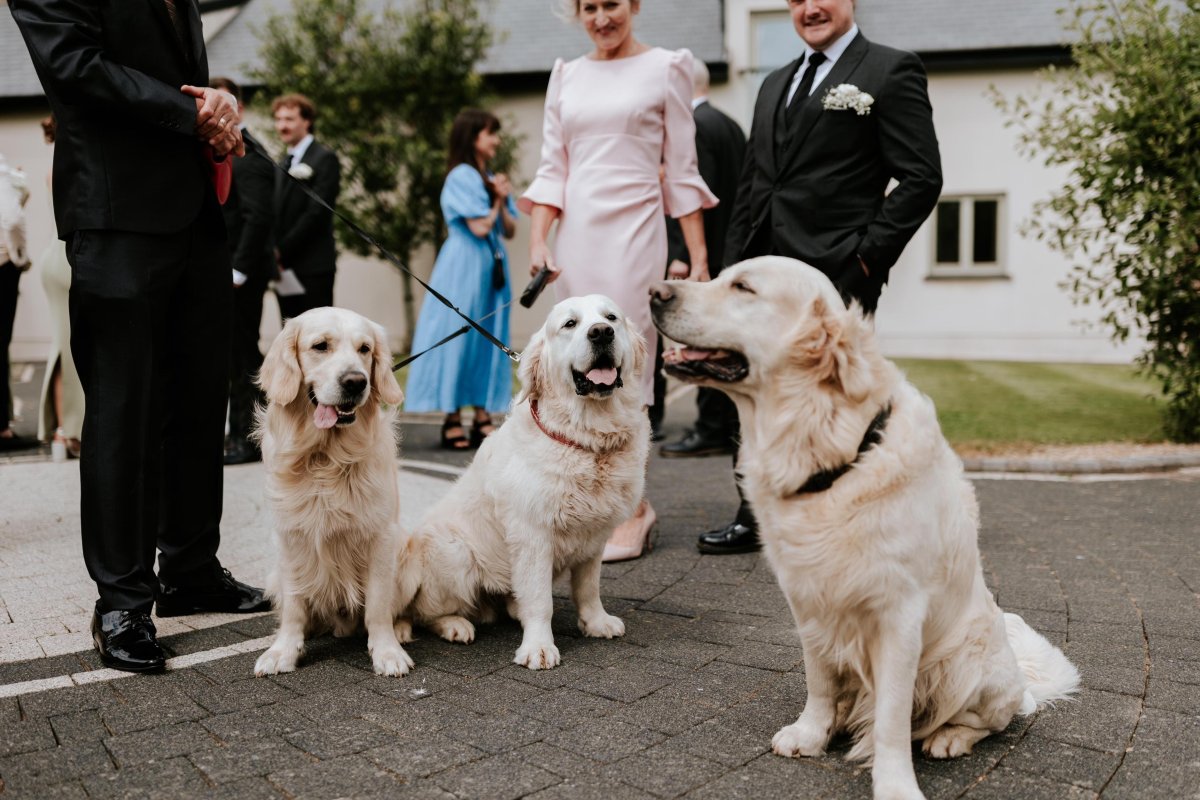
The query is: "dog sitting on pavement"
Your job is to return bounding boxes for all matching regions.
[652,256,1079,800]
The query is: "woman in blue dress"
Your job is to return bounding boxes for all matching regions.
[405,109,518,449]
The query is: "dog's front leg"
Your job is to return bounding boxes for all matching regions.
[571,554,624,638]
[773,633,839,758]
[868,600,928,800]
[365,531,414,677]
[509,535,559,670]
[254,588,307,676]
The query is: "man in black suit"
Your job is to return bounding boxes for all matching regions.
[659,60,748,459]
[699,0,942,555]
[10,0,270,673]
[271,93,341,318]
[212,78,274,466]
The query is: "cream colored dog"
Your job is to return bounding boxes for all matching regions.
[652,257,1079,800]
[393,295,649,670]
[253,307,413,678]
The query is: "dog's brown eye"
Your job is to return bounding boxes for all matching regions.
[732,281,755,294]
[358,344,370,354]
[606,314,617,321]
[312,341,329,351]
[564,319,577,329]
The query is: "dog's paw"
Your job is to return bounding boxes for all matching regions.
[871,777,926,800]
[922,724,982,759]
[254,644,300,676]
[393,618,414,644]
[514,640,561,670]
[371,643,414,677]
[771,720,829,758]
[578,612,625,639]
[430,615,475,644]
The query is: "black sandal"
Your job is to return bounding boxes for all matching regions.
[470,415,496,448]
[441,416,470,450]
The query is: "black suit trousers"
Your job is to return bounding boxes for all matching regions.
[68,196,232,611]
[228,275,269,442]
[276,271,335,320]
[0,261,20,428]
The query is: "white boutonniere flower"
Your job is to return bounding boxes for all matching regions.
[822,84,874,116]
[288,162,314,181]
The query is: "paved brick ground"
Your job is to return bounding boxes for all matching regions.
[1,410,1198,799]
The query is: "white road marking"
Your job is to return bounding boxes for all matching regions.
[0,635,277,699]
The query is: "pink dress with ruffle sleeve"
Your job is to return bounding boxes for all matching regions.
[519,47,718,406]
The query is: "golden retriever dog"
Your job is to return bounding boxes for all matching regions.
[392,294,649,670]
[252,307,413,678]
[652,257,1079,800]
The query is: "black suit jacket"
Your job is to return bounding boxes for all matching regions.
[667,101,748,272]
[274,140,340,276]
[223,131,275,282]
[726,32,942,293]
[10,0,211,238]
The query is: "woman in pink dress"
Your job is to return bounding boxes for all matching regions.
[520,0,717,561]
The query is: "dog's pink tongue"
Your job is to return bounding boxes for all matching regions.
[313,404,338,429]
[586,367,617,386]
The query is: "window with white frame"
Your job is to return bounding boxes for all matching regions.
[749,11,800,95]
[931,195,1006,277]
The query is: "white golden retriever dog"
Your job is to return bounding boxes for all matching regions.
[253,307,413,678]
[652,257,1079,800]
[393,295,649,670]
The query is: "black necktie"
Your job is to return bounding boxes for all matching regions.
[281,152,294,171]
[162,0,187,47]
[787,52,827,123]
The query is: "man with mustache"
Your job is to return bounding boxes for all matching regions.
[699,0,943,555]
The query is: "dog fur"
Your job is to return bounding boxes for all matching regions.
[652,256,1079,800]
[252,307,413,677]
[393,294,650,670]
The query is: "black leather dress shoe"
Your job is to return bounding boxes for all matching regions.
[156,568,272,617]
[223,438,261,465]
[661,429,735,459]
[697,521,761,554]
[92,607,166,673]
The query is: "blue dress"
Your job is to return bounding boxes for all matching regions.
[404,165,516,413]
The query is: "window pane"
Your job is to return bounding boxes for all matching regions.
[936,201,960,264]
[753,12,799,73]
[973,200,998,264]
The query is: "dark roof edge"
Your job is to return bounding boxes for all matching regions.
[919,45,1072,72]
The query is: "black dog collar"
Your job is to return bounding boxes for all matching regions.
[795,404,892,495]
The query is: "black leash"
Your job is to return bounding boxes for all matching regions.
[251,142,522,370]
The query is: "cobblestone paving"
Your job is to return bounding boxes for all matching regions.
[0,421,1197,799]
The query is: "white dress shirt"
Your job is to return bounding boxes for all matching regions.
[786,24,860,106]
[287,133,315,166]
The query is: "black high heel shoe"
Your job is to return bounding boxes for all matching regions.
[441,416,471,450]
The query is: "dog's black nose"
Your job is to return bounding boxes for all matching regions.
[649,282,674,307]
[588,323,614,344]
[340,372,368,396]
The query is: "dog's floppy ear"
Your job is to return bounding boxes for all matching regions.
[792,296,873,403]
[371,322,405,406]
[259,319,303,404]
[625,316,648,385]
[515,329,546,403]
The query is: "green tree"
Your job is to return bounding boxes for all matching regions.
[252,0,517,347]
[994,0,1200,440]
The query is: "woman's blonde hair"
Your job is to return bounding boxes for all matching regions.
[560,0,640,18]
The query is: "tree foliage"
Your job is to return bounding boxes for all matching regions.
[251,0,517,345]
[994,0,1200,440]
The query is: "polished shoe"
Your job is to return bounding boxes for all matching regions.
[697,521,760,555]
[660,429,735,459]
[92,606,166,673]
[223,438,261,465]
[156,568,272,617]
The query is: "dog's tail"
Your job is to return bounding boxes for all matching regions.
[1004,612,1080,715]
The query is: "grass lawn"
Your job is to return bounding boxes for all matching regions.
[894,359,1166,451]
